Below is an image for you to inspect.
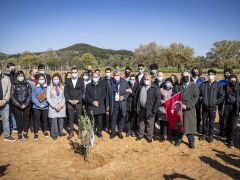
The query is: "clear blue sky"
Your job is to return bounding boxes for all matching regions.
[0,0,240,56]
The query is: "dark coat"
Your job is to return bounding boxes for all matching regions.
[223,87,240,117]
[64,78,85,102]
[135,83,161,118]
[177,82,199,134]
[106,78,130,116]
[11,80,32,109]
[127,82,138,112]
[199,81,224,109]
[85,81,107,115]
[135,73,145,87]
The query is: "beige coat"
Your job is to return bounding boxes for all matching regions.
[1,75,11,102]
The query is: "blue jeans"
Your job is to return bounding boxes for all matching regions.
[0,104,10,137]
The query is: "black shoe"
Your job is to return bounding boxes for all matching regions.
[174,140,182,147]
[52,136,58,141]
[23,133,29,140]
[219,132,225,137]
[117,132,123,139]
[131,131,136,137]
[59,132,66,137]
[136,137,143,141]
[44,131,49,138]
[34,134,38,141]
[207,137,213,143]
[199,135,205,141]
[18,134,23,141]
[189,143,195,149]
[96,132,103,138]
[110,133,116,139]
[146,138,153,143]
[126,131,131,137]
[228,141,234,149]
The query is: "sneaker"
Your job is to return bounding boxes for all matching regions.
[146,138,153,143]
[34,134,39,141]
[126,131,131,137]
[199,135,206,141]
[59,132,66,137]
[18,134,23,141]
[4,136,16,142]
[96,131,103,138]
[174,140,182,147]
[117,132,123,139]
[189,143,195,149]
[44,131,49,137]
[228,141,235,149]
[131,131,136,137]
[23,133,29,140]
[207,136,214,143]
[110,133,116,139]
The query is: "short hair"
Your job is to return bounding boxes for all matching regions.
[125,66,132,72]
[149,63,158,70]
[208,69,216,75]
[105,67,112,72]
[37,73,46,80]
[16,71,26,79]
[165,77,174,84]
[71,66,78,71]
[130,74,135,78]
[113,69,120,75]
[223,67,233,74]
[138,63,144,67]
[229,74,238,82]
[95,69,100,72]
[191,67,203,76]
[7,62,15,68]
[38,64,45,69]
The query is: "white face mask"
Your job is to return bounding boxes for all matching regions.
[208,75,215,81]
[39,79,45,84]
[165,82,173,89]
[151,70,157,74]
[17,76,24,82]
[92,77,99,83]
[144,80,151,86]
[72,73,78,79]
[157,76,163,82]
[39,70,45,74]
[114,76,120,82]
[105,72,111,78]
[83,75,88,80]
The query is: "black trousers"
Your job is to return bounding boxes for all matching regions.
[196,102,202,131]
[67,103,82,132]
[125,110,137,133]
[94,114,104,133]
[111,102,125,134]
[224,104,238,141]
[218,103,226,135]
[202,107,217,137]
[13,106,30,134]
[33,109,49,134]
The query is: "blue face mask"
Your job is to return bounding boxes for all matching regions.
[129,79,135,85]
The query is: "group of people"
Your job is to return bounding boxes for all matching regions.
[0,62,239,149]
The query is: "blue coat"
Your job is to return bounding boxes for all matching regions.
[106,78,130,116]
[32,84,49,109]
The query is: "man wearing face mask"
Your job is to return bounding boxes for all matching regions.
[135,63,145,86]
[218,67,233,137]
[135,73,161,143]
[154,72,165,88]
[106,69,130,139]
[5,63,16,83]
[175,72,199,149]
[27,69,39,88]
[85,72,107,138]
[123,66,132,81]
[125,75,138,137]
[38,64,51,86]
[0,65,16,142]
[87,65,93,80]
[64,66,85,140]
[199,69,224,143]
[149,63,159,80]
[190,67,206,134]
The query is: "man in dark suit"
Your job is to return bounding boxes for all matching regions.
[135,63,145,86]
[85,72,107,138]
[64,66,85,140]
[107,69,130,139]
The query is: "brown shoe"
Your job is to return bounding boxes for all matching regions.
[67,132,74,140]
[4,136,16,142]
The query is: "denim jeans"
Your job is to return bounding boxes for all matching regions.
[0,104,10,137]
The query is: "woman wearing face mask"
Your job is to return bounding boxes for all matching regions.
[32,74,49,141]
[47,73,66,140]
[157,78,175,141]
[11,71,32,141]
[223,75,240,148]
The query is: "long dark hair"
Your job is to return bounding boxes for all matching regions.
[52,73,63,85]
[227,74,239,93]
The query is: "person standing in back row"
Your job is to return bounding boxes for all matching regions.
[64,66,85,140]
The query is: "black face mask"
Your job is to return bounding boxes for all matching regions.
[182,76,189,83]
[10,70,16,75]
[125,72,131,77]
[192,72,199,77]
[224,74,230,80]
[88,70,92,74]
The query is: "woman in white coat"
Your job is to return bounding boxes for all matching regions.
[47,73,66,140]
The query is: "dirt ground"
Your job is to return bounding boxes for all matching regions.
[0,120,239,180]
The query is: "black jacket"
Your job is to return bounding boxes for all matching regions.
[135,83,161,117]
[11,80,32,109]
[199,81,224,109]
[64,78,85,103]
[127,82,138,112]
[85,81,107,115]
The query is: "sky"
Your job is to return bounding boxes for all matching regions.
[0,0,240,56]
